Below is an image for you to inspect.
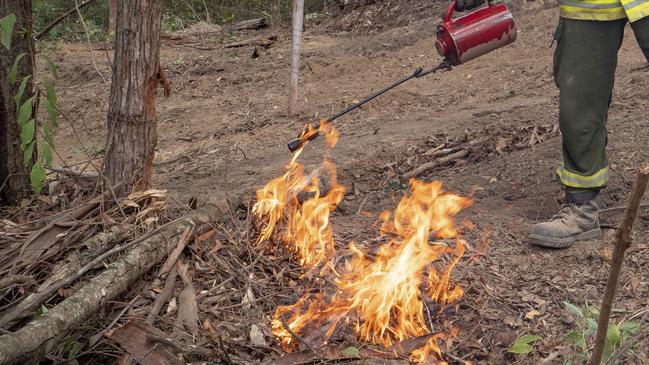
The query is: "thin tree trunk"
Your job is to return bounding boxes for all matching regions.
[0,0,34,205]
[104,0,163,195]
[288,0,304,115]
[108,0,116,33]
[590,165,649,365]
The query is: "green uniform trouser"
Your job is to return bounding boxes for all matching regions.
[553,16,649,201]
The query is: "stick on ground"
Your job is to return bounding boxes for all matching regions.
[0,203,226,365]
[590,164,649,365]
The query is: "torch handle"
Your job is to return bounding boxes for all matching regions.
[287,63,450,153]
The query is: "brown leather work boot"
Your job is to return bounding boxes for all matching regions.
[529,201,602,248]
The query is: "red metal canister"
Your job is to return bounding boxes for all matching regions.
[436,0,517,66]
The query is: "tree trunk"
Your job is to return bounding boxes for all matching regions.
[108,0,116,33]
[288,0,304,115]
[104,0,162,195]
[0,0,34,205]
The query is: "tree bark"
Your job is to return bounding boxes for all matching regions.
[0,0,34,205]
[108,0,116,34]
[104,0,162,195]
[288,0,304,115]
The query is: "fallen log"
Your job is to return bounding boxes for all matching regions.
[0,203,227,365]
[227,18,268,31]
[224,34,277,48]
[0,224,130,328]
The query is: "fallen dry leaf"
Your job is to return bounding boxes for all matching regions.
[250,324,268,347]
[525,309,540,320]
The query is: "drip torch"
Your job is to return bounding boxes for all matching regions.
[287,0,517,153]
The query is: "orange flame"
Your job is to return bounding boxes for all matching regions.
[253,120,345,266]
[254,121,471,362]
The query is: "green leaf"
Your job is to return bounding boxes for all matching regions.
[17,96,33,127]
[40,141,53,168]
[40,54,58,79]
[13,75,31,105]
[508,334,542,354]
[515,335,542,344]
[607,324,621,348]
[30,161,46,193]
[566,331,587,353]
[508,342,533,354]
[342,346,361,358]
[619,321,641,334]
[20,119,35,150]
[564,301,585,318]
[0,14,16,50]
[585,317,598,335]
[44,79,57,127]
[23,141,34,165]
[8,52,26,84]
[39,304,48,316]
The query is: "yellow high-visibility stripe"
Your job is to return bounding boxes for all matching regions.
[559,9,628,20]
[626,0,649,21]
[560,0,649,20]
[556,166,610,188]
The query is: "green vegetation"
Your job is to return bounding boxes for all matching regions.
[32,0,330,41]
[2,13,58,193]
[563,301,640,364]
[506,302,642,364]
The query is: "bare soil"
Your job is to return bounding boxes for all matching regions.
[44,1,649,363]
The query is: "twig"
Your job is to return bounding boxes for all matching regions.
[280,314,319,357]
[149,225,194,289]
[0,175,11,195]
[403,149,469,179]
[599,203,649,214]
[74,0,108,85]
[0,275,33,291]
[145,332,212,357]
[90,294,141,346]
[146,264,178,325]
[48,167,98,179]
[0,216,184,328]
[590,165,649,365]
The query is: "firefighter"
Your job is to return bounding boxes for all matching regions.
[456,0,649,248]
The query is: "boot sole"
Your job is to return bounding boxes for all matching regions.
[529,228,602,249]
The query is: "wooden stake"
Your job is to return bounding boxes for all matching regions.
[590,164,649,365]
[288,0,304,115]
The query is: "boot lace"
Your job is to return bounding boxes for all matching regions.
[550,204,576,222]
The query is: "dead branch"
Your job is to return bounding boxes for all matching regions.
[145,264,178,325]
[403,149,469,179]
[224,35,277,48]
[0,203,226,365]
[0,275,33,291]
[227,18,268,31]
[149,225,194,289]
[49,167,99,180]
[590,164,649,365]
[0,224,128,326]
[1,187,118,275]
[33,0,99,40]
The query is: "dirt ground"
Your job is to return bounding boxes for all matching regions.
[44,0,649,363]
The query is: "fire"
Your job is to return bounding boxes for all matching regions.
[253,120,345,266]
[254,121,471,362]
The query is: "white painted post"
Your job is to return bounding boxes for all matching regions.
[289,0,304,115]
